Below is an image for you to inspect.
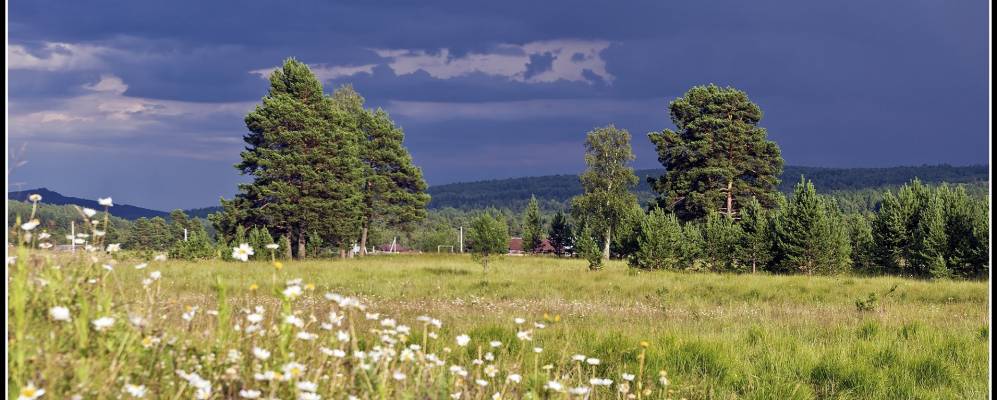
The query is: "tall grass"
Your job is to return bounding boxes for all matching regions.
[7,249,988,399]
[8,248,685,399]
[5,197,989,399]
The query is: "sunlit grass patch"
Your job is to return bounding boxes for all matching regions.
[6,250,989,399]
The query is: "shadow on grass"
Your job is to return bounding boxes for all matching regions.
[423,267,471,276]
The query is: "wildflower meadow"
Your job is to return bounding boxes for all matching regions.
[6,195,990,399]
[8,197,680,400]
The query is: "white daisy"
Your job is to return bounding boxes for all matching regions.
[92,316,115,331]
[124,384,147,398]
[252,347,271,360]
[232,243,254,262]
[50,306,71,321]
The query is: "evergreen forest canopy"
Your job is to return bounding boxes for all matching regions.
[425,164,988,212]
[8,69,989,279]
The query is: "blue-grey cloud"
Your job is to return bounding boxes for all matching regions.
[7,0,989,210]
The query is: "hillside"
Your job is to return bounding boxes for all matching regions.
[7,188,218,220]
[427,164,988,210]
[8,188,170,220]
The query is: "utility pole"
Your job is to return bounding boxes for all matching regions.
[459,226,464,253]
[70,221,75,253]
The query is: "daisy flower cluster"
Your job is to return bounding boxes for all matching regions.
[7,199,678,399]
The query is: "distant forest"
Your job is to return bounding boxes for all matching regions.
[427,164,989,211]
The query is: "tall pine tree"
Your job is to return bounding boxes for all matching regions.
[648,85,783,222]
[222,59,365,258]
[332,87,430,256]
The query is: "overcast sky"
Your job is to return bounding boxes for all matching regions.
[7,0,989,210]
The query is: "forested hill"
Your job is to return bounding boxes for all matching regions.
[7,188,217,220]
[427,164,988,210]
[8,188,170,220]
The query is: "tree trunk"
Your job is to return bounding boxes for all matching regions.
[752,260,757,274]
[297,233,306,259]
[359,226,368,257]
[602,227,611,260]
[284,233,293,260]
[340,249,347,259]
[726,181,734,218]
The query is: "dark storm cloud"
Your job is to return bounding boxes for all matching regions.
[7,0,988,210]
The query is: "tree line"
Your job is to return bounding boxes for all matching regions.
[484,85,988,278]
[9,79,987,278]
[424,165,987,211]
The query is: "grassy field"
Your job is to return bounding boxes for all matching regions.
[8,252,991,399]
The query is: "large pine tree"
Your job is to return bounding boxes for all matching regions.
[648,85,783,222]
[331,86,430,256]
[223,59,365,258]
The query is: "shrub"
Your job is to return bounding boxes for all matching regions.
[575,225,603,270]
[629,208,683,270]
[467,213,509,271]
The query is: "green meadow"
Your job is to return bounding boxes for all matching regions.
[96,254,990,399]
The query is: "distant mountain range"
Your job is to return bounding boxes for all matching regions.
[8,164,989,218]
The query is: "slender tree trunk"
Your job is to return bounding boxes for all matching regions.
[726,181,734,218]
[340,249,347,259]
[359,226,368,257]
[752,260,757,274]
[297,233,306,259]
[602,228,612,260]
[284,233,293,260]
